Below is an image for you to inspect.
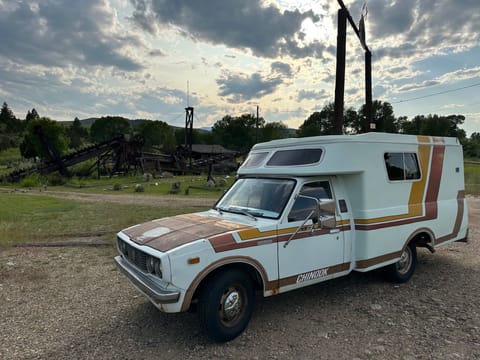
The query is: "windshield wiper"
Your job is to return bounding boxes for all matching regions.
[226,207,258,221]
[213,206,224,215]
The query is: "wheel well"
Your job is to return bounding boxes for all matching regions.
[192,263,263,305]
[410,230,435,253]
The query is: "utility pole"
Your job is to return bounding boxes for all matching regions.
[334,8,347,135]
[185,106,193,168]
[335,0,374,133]
[256,105,259,144]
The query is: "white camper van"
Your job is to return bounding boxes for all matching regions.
[115,133,469,342]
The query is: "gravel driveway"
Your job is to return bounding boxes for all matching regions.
[1,197,479,360]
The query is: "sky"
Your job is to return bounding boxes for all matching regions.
[1,0,479,135]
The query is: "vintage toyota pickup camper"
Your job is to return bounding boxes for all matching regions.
[115,133,468,341]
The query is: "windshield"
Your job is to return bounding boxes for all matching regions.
[215,178,295,219]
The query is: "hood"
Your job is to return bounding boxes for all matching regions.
[121,213,250,252]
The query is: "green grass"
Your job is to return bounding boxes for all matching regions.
[0,147,21,164]
[465,164,480,195]
[0,193,206,248]
[0,147,30,177]
[1,173,234,196]
[52,174,233,197]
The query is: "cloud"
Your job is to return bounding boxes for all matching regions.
[397,80,441,92]
[129,0,326,59]
[362,0,480,60]
[149,49,166,57]
[394,66,480,93]
[216,71,283,103]
[0,0,143,71]
[297,89,328,102]
[271,61,293,77]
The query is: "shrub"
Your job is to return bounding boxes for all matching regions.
[20,173,44,188]
[70,159,96,178]
[46,173,66,186]
[134,184,145,192]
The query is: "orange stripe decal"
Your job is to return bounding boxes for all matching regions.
[355,136,447,230]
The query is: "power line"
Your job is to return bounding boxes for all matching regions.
[391,82,480,104]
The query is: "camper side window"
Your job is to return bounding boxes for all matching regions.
[288,181,333,222]
[384,152,420,181]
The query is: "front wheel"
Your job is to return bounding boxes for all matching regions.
[198,269,254,342]
[385,241,417,283]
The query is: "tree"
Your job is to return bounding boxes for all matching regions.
[135,120,176,153]
[174,127,215,148]
[0,102,23,134]
[260,122,289,142]
[20,117,69,160]
[343,107,361,134]
[25,108,40,123]
[0,102,24,150]
[463,132,480,159]
[359,100,398,133]
[297,103,336,137]
[212,114,264,151]
[67,117,89,149]
[90,116,131,143]
[400,114,466,140]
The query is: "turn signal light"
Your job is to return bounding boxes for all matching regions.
[188,257,200,265]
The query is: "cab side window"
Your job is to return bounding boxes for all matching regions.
[288,181,333,222]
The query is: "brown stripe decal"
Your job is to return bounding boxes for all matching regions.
[424,143,445,219]
[356,190,465,269]
[355,140,445,231]
[208,224,351,253]
[436,190,465,245]
[356,250,403,269]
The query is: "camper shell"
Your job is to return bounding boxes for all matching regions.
[115,133,468,342]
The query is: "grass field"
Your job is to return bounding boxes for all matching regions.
[0,154,478,249]
[465,164,480,195]
[58,174,235,196]
[0,193,206,248]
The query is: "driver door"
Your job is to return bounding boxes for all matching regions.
[277,180,345,290]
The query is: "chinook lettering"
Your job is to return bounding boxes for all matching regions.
[296,267,329,283]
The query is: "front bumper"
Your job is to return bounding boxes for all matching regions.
[115,255,180,304]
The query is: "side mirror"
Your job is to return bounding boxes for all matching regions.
[319,199,336,229]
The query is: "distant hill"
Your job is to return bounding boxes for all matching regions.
[77,117,97,126]
[61,118,297,136]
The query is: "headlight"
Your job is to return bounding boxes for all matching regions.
[154,258,163,278]
[146,255,156,274]
[146,255,162,278]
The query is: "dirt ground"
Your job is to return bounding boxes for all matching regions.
[0,195,479,360]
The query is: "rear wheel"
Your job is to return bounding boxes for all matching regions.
[385,241,417,283]
[198,269,254,342]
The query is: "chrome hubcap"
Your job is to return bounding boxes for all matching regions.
[220,286,244,326]
[396,247,412,275]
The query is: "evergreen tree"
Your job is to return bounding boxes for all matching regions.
[25,108,40,123]
[67,117,89,149]
[0,102,23,134]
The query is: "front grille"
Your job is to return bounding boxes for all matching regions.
[117,237,148,272]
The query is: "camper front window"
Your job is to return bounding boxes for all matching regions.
[215,178,295,219]
[267,148,323,166]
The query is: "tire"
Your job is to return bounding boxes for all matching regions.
[198,269,254,342]
[385,241,417,283]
